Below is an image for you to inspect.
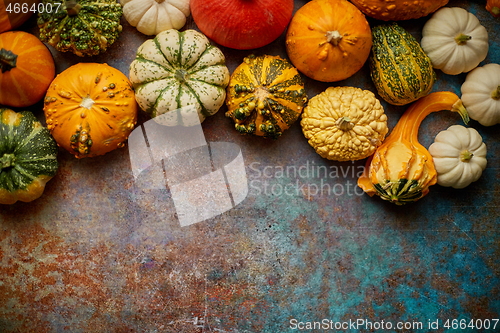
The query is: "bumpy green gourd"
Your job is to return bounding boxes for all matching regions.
[369,23,436,106]
[37,0,123,57]
[0,108,59,204]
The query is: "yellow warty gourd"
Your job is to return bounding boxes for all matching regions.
[300,86,388,161]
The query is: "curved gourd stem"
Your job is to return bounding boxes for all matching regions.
[386,92,469,146]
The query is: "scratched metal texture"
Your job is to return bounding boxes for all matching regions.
[1,0,499,332]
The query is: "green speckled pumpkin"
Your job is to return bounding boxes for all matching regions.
[0,108,59,204]
[37,0,123,57]
[225,54,307,139]
[369,23,436,106]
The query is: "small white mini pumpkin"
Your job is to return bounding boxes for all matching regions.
[129,29,230,126]
[421,7,489,75]
[121,0,191,35]
[461,63,500,126]
[429,125,487,189]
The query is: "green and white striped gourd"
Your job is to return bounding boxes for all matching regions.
[369,23,436,106]
[0,108,59,204]
[129,29,230,126]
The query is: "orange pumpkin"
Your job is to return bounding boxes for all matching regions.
[285,0,372,82]
[0,30,55,107]
[486,0,500,17]
[43,63,138,158]
[349,0,448,21]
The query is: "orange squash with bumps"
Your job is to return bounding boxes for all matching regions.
[349,0,448,21]
[43,63,138,158]
[285,0,372,82]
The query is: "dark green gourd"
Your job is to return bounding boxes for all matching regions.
[369,23,436,106]
[0,109,59,204]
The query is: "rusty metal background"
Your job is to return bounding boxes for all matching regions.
[1,0,499,332]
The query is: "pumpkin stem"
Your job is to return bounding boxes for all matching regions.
[65,0,82,16]
[0,48,17,73]
[460,150,474,162]
[325,31,343,46]
[0,154,16,169]
[155,0,165,3]
[175,69,190,84]
[451,99,470,125]
[493,7,500,16]
[335,116,354,131]
[80,95,95,110]
[492,86,500,100]
[455,33,472,45]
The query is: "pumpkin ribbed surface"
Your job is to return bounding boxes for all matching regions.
[129,29,229,126]
[369,24,436,106]
[225,54,307,139]
[0,31,55,107]
[0,108,59,204]
[43,63,138,158]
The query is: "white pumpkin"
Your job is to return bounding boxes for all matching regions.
[429,125,487,189]
[421,7,489,75]
[461,63,500,126]
[129,29,230,126]
[121,0,191,35]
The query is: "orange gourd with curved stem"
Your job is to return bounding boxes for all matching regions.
[358,92,469,205]
[43,63,138,158]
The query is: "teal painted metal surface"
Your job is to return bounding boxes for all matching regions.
[0,0,499,332]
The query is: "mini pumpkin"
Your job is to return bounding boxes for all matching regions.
[190,0,293,50]
[0,108,59,204]
[461,63,500,126]
[429,125,487,189]
[129,29,229,126]
[420,7,489,75]
[0,31,55,107]
[121,0,190,35]
[43,63,138,158]
[285,0,372,82]
[225,54,307,139]
[300,86,388,161]
[38,0,123,57]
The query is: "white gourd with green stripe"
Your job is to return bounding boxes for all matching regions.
[129,29,230,126]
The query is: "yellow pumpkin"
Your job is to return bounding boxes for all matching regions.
[43,63,138,158]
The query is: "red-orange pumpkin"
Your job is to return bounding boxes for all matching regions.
[0,30,55,107]
[0,0,38,33]
[190,0,293,50]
